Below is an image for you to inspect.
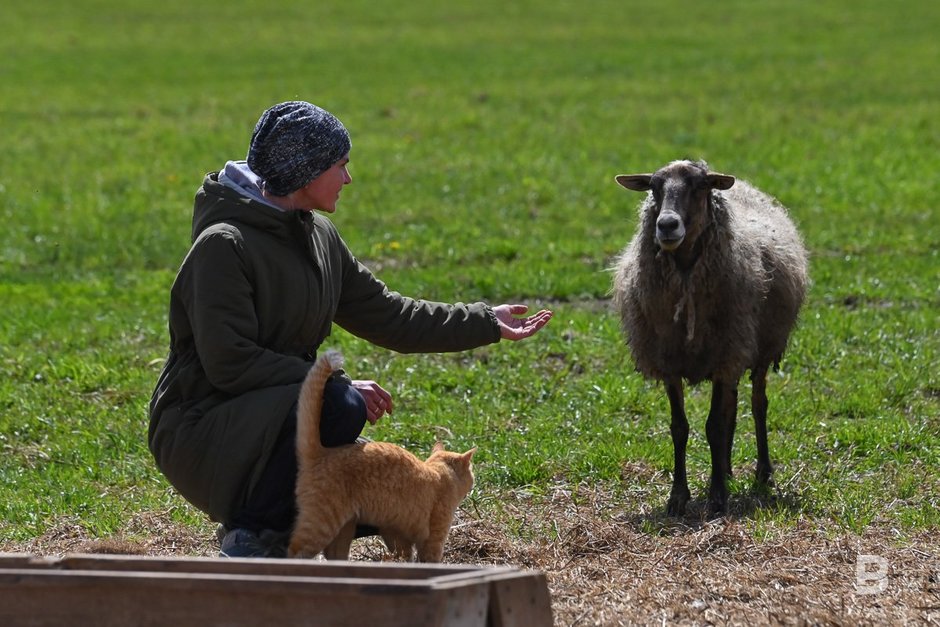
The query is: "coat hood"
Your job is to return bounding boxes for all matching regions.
[191,171,303,243]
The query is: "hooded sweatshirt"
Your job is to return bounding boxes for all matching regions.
[149,167,500,524]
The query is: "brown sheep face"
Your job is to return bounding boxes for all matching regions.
[616,160,735,253]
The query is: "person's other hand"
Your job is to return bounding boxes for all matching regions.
[492,304,553,341]
[352,380,393,424]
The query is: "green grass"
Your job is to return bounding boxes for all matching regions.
[1,0,938,544]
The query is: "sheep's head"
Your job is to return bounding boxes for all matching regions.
[616,160,735,253]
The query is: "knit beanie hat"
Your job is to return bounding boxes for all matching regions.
[247,101,351,196]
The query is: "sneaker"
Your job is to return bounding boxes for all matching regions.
[218,527,289,558]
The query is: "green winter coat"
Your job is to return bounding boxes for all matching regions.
[149,172,501,524]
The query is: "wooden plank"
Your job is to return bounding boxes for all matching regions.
[0,554,552,626]
[0,568,489,627]
[486,570,554,627]
[0,553,488,582]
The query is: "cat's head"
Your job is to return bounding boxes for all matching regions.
[429,442,476,495]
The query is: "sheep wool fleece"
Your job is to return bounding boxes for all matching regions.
[149,172,501,524]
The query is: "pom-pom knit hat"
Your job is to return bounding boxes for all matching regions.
[247,101,351,196]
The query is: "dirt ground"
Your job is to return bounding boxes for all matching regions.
[4,484,938,626]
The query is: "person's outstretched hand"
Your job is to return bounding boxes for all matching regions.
[492,304,553,341]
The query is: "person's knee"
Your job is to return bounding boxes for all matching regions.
[319,380,367,446]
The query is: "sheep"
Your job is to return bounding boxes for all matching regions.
[611,159,808,516]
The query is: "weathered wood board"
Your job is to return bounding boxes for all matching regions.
[0,554,552,626]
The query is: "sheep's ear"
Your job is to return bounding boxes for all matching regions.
[616,174,653,192]
[708,173,735,190]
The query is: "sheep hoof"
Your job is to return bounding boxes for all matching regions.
[706,498,728,516]
[706,487,729,516]
[666,489,690,516]
[755,463,774,486]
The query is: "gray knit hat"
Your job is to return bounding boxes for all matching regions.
[247,101,351,196]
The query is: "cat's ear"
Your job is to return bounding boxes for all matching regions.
[461,447,477,463]
[431,441,445,454]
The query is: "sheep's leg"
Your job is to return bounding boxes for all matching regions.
[665,378,691,516]
[725,385,738,479]
[751,366,774,485]
[705,380,736,515]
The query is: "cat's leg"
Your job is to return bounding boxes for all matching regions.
[380,531,414,561]
[415,536,445,563]
[323,519,356,560]
[415,512,452,563]
[288,489,349,559]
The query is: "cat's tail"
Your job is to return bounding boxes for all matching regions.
[296,350,344,462]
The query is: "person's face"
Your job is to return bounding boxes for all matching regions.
[297,154,351,213]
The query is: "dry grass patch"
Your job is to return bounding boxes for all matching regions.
[446,484,940,625]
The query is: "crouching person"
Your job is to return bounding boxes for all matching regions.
[148,101,553,557]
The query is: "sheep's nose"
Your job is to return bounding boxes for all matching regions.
[657,214,681,232]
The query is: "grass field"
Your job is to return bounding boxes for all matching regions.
[1,0,938,622]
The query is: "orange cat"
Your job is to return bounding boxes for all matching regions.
[288,350,476,562]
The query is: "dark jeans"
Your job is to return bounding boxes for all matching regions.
[228,379,367,533]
